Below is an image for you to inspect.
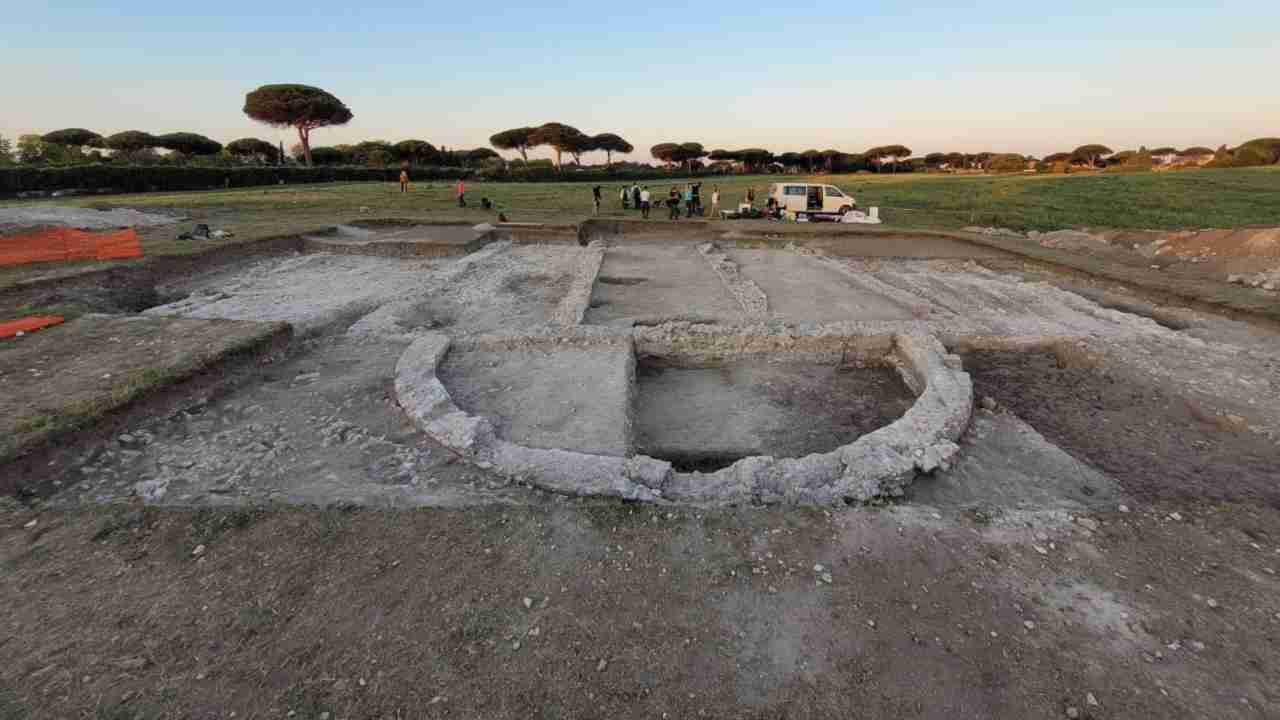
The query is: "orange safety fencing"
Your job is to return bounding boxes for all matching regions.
[0,227,143,267]
[0,315,65,339]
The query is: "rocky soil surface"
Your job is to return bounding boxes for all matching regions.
[6,235,1280,716]
[0,205,183,232]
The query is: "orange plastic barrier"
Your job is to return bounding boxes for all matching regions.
[0,315,65,339]
[0,228,143,266]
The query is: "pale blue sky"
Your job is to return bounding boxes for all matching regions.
[3,1,1276,160]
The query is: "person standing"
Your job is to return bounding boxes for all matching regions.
[399,169,409,193]
[640,186,651,218]
[592,185,602,215]
[745,185,755,209]
[457,178,466,207]
[668,186,680,220]
[710,185,720,217]
[632,184,642,212]
[684,185,695,218]
[620,185,630,209]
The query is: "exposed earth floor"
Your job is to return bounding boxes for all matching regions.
[3,222,1279,718]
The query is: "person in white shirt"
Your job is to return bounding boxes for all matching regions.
[711,186,721,217]
[639,186,652,219]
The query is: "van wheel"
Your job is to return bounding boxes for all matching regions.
[839,205,852,215]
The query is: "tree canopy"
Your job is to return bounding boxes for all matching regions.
[591,133,633,166]
[986,153,1028,173]
[226,138,279,163]
[41,128,102,147]
[777,152,803,168]
[155,132,223,155]
[733,148,774,172]
[349,140,395,166]
[466,147,501,166]
[1070,144,1113,167]
[243,84,353,166]
[307,146,348,165]
[104,131,159,152]
[651,142,707,173]
[394,139,439,165]
[1214,138,1280,167]
[489,127,537,163]
[865,145,912,173]
[557,133,592,165]
[529,123,589,170]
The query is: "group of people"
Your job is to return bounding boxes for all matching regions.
[612,182,735,220]
[398,173,758,224]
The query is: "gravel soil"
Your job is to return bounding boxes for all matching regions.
[5,230,1280,717]
[2,499,1278,719]
[965,351,1280,508]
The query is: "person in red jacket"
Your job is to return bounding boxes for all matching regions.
[456,179,466,207]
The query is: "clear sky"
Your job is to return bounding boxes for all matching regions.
[3,1,1276,161]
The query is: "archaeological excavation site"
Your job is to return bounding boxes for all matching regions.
[6,218,1277,514]
[6,210,1280,719]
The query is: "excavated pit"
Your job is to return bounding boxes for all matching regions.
[634,357,915,472]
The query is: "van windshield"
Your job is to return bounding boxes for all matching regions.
[826,187,845,198]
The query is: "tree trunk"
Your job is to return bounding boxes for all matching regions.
[605,150,613,167]
[519,147,528,164]
[553,147,562,171]
[296,125,312,167]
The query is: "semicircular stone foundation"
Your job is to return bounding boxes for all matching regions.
[394,323,972,505]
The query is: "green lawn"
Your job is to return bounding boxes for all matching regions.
[839,166,1280,230]
[8,165,1280,234]
[2,166,1279,290]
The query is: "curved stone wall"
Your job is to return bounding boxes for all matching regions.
[394,326,972,505]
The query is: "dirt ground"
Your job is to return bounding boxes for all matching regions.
[965,351,1280,508]
[3,498,1279,719]
[586,244,746,325]
[0,205,182,232]
[441,345,634,457]
[727,249,917,322]
[0,314,287,467]
[4,221,1280,717]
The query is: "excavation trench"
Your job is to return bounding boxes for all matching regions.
[634,356,915,473]
[9,221,1275,513]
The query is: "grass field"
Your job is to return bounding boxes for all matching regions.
[2,166,1279,290]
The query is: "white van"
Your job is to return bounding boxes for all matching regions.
[768,183,857,220]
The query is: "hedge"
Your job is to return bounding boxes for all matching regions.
[0,162,807,196]
[0,165,458,196]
